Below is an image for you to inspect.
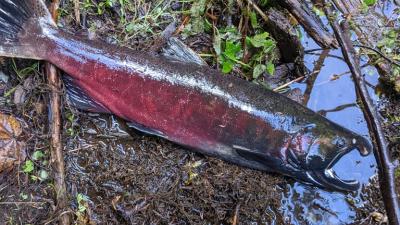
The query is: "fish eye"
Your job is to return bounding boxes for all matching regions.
[332,137,346,149]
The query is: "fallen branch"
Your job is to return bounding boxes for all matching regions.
[279,0,338,48]
[46,1,70,225]
[322,1,400,224]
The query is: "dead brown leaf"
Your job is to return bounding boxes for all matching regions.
[0,113,25,173]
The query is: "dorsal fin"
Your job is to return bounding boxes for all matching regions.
[161,37,207,66]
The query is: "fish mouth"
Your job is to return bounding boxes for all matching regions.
[306,168,360,192]
[305,146,363,192]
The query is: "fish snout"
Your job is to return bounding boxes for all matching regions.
[353,136,372,156]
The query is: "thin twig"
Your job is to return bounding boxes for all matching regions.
[322,1,400,224]
[306,52,346,62]
[242,0,270,22]
[231,204,240,225]
[273,76,305,92]
[0,201,46,205]
[354,44,400,68]
[47,1,71,225]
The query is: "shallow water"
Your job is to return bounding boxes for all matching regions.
[280,40,379,224]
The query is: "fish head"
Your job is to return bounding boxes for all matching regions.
[286,123,372,192]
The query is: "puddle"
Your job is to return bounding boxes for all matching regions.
[279,38,379,224]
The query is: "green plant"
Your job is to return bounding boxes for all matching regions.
[213,26,246,73]
[19,192,28,200]
[11,60,39,79]
[32,150,45,161]
[213,21,276,78]
[363,0,377,6]
[76,193,91,223]
[395,167,400,179]
[246,32,276,78]
[66,111,77,137]
[22,160,34,174]
[77,193,89,213]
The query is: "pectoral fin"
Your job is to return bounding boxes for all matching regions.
[63,75,110,113]
[126,121,166,138]
[232,145,281,169]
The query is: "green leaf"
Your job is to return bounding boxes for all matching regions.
[312,6,325,17]
[249,32,270,48]
[263,39,275,50]
[224,41,241,60]
[20,193,28,200]
[250,12,259,29]
[39,170,49,181]
[253,64,266,79]
[125,23,135,33]
[22,160,34,173]
[190,0,207,33]
[266,62,275,76]
[222,60,234,74]
[32,151,45,161]
[77,193,89,212]
[363,0,376,6]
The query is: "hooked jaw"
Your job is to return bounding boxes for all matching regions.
[307,169,360,191]
[295,137,372,192]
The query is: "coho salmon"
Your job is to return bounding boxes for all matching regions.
[0,0,372,191]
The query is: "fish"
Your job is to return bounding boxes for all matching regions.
[0,0,372,191]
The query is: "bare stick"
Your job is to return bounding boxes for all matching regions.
[279,0,338,48]
[322,2,400,224]
[73,0,81,25]
[243,0,269,22]
[47,1,71,225]
[231,204,240,225]
[273,76,305,92]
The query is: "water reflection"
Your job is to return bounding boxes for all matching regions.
[279,36,378,224]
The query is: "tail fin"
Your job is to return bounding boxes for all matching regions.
[0,0,54,60]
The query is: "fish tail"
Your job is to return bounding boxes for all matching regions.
[0,0,55,60]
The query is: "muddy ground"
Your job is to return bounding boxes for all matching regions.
[0,0,399,224]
